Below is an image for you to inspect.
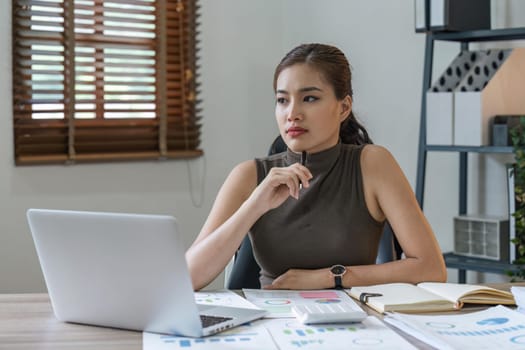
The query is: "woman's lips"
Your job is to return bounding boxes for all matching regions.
[286,127,307,137]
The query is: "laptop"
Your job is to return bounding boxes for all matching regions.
[27,208,267,337]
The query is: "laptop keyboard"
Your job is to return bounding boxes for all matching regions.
[200,314,233,328]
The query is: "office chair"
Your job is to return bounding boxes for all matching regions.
[226,136,401,289]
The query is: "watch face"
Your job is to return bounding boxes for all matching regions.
[330,264,346,276]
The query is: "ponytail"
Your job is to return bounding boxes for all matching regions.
[340,111,372,145]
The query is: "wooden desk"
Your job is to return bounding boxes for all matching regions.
[0,285,522,349]
[0,294,141,350]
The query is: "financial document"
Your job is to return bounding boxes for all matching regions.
[264,317,416,350]
[143,290,416,350]
[242,289,359,318]
[143,316,416,350]
[385,305,525,350]
[511,286,525,314]
[143,321,277,350]
[194,289,261,309]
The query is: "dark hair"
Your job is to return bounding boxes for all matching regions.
[273,43,372,145]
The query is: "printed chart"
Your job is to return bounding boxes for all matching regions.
[143,321,278,350]
[143,289,419,350]
[242,289,358,318]
[144,317,417,350]
[265,317,416,349]
[386,305,525,350]
[194,289,260,309]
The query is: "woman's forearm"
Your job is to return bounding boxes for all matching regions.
[342,256,447,288]
[185,198,265,290]
[266,254,446,290]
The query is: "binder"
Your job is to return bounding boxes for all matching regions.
[414,0,491,33]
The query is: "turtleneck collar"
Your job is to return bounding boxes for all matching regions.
[285,141,342,175]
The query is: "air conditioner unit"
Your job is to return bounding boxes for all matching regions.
[453,215,509,261]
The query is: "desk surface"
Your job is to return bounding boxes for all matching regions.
[0,284,522,349]
[0,293,141,350]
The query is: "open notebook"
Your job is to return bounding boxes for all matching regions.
[348,282,515,314]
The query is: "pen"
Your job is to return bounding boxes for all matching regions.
[300,151,307,190]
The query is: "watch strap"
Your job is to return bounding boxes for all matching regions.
[334,275,343,289]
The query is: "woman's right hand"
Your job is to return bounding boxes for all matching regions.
[248,163,313,212]
[186,160,311,290]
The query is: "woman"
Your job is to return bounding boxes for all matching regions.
[186,43,446,290]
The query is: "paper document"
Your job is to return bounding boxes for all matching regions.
[264,316,416,350]
[511,286,525,314]
[143,290,269,350]
[143,320,277,350]
[385,305,525,350]
[143,316,416,350]
[194,289,260,309]
[143,290,415,350]
[242,289,358,318]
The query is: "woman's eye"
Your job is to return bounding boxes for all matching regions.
[304,95,318,102]
[276,97,287,104]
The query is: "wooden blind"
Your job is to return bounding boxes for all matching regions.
[12,0,201,165]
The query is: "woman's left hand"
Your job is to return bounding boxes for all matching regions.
[264,268,330,290]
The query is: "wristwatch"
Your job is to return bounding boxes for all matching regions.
[329,264,347,289]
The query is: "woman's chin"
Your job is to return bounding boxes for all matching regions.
[284,139,305,153]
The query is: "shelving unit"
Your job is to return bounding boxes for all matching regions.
[415,27,525,283]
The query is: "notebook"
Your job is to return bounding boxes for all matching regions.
[347,282,515,314]
[27,208,266,337]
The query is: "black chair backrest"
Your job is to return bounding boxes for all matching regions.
[226,136,401,289]
[268,135,287,156]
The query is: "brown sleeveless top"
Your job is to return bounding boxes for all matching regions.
[250,142,385,286]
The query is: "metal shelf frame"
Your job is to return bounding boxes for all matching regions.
[443,253,518,283]
[414,27,525,282]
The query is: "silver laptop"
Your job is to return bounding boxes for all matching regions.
[27,208,266,337]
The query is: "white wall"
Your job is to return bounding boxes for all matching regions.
[1,0,525,293]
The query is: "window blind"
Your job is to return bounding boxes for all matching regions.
[12,0,201,165]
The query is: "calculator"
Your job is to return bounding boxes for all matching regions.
[292,301,367,324]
